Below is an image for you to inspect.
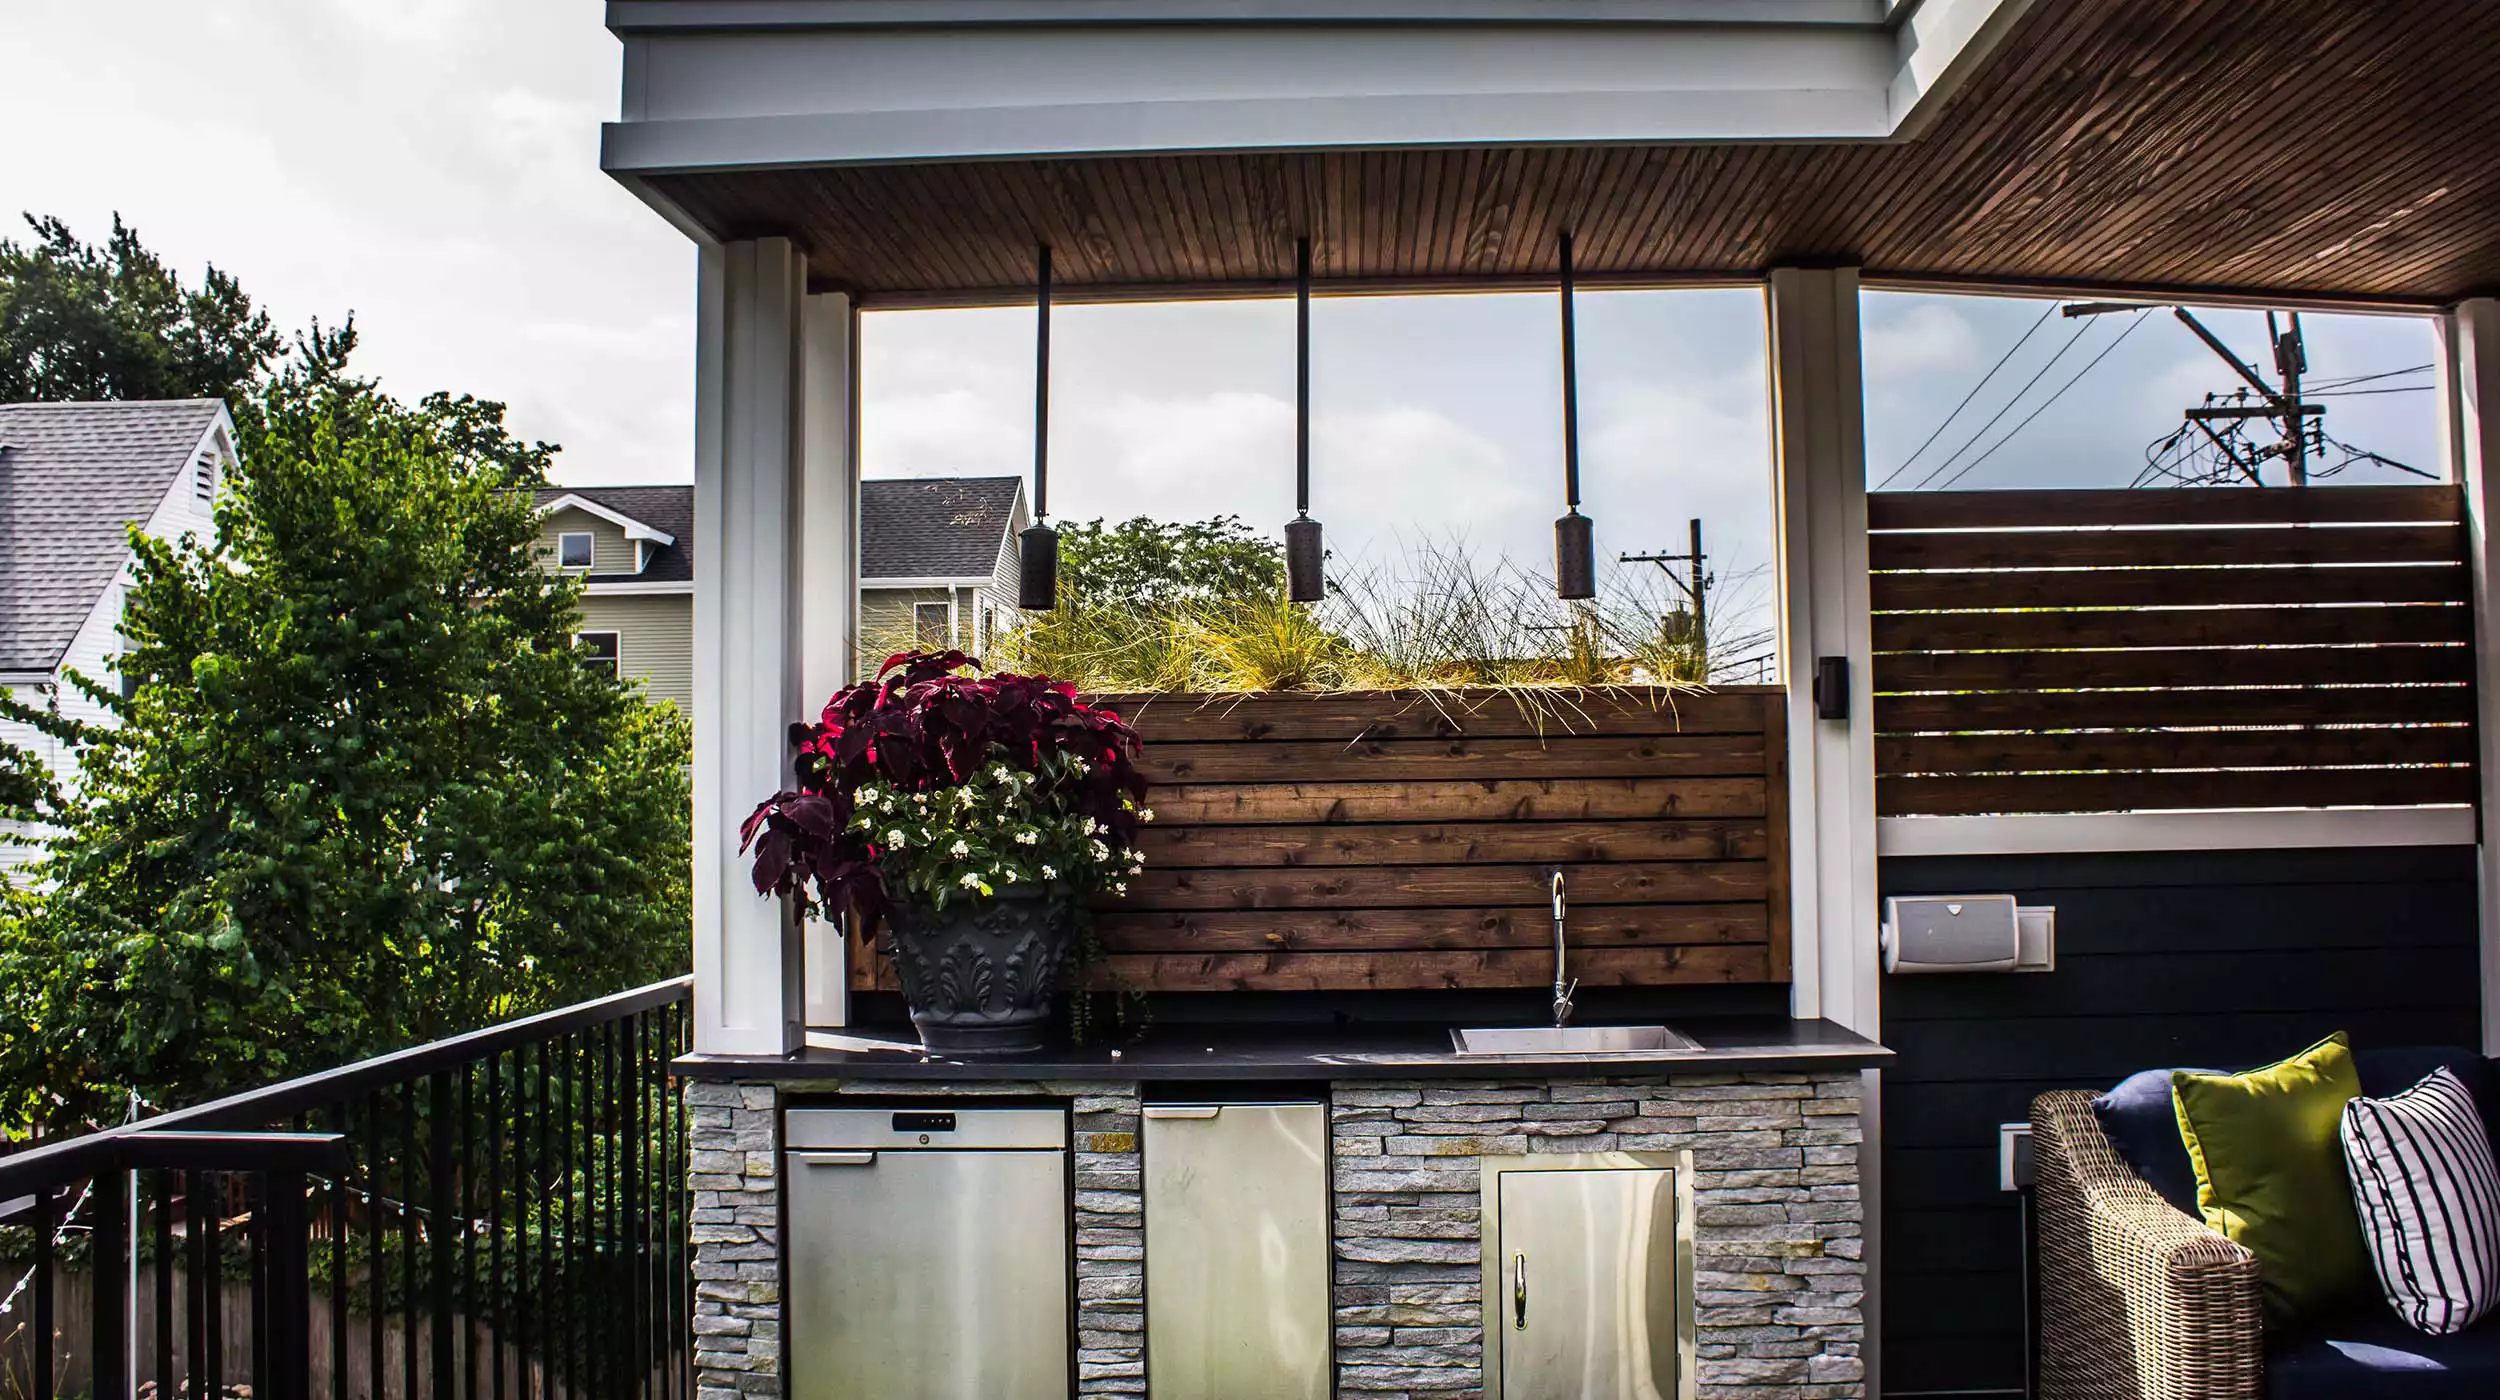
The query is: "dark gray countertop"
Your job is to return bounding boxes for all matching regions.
[676,1017,1888,1082]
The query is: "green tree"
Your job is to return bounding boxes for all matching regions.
[1059,515,1285,609]
[0,329,690,1132]
[0,213,283,405]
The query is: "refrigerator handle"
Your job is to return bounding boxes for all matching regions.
[1141,1106,1222,1119]
[792,1151,877,1167]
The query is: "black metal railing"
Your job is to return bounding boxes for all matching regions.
[0,975,693,1400]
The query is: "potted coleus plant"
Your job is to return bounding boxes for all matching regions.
[740,649,1151,1055]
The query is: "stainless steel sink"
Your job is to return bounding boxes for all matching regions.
[1449,1025,1700,1056]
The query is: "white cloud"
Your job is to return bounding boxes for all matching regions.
[1863,301,1980,382]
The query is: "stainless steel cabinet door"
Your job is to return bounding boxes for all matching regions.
[1492,1166,1682,1400]
[785,1149,1071,1400]
[1142,1103,1332,1400]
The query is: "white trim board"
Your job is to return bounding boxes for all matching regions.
[863,575,994,589]
[538,493,678,547]
[582,579,696,596]
[1879,808,2475,858]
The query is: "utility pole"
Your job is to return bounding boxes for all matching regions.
[1621,517,1709,677]
[2065,302,2324,485]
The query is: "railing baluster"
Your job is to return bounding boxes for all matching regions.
[187,1171,208,1400]
[96,1164,129,1400]
[401,1087,418,1400]
[598,1021,616,1400]
[560,1033,578,1400]
[670,1002,688,1400]
[33,1184,54,1400]
[250,1173,269,1400]
[487,1051,505,1400]
[157,1168,175,1400]
[431,1070,454,1400]
[533,1039,552,1400]
[462,1063,477,1400]
[205,1171,225,1400]
[518,1041,536,1400]
[365,1097,384,1400]
[331,1125,347,1400]
[632,1012,650,1400]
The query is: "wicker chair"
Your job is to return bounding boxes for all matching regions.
[2031,1090,2266,1400]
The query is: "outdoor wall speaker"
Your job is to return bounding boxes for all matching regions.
[1883,895,2020,974]
[1018,521,1059,611]
[1554,511,1595,600]
[1286,514,1325,602]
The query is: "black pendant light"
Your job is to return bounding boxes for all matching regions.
[1553,229,1596,601]
[1285,236,1325,603]
[1017,243,1059,610]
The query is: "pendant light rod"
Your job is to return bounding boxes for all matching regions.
[1034,242,1052,520]
[1559,228,1580,511]
[1296,236,1312,516]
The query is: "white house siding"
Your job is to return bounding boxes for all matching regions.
[576,591,695,712]
[538,508,638,575]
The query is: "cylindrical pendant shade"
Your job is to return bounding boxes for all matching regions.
[1286,514,1325,602]
[1018,521,1059,611]
[1555,511,1595,600]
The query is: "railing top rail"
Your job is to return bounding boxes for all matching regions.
[163,974,691,1132]
[0,1130,349,1203]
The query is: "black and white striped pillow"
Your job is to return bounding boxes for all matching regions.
[2341,1066,2500,1335]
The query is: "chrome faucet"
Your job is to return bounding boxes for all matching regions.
[1550,872,1577,1027]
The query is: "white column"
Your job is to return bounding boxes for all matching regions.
[799,291,861,1029]
[692,237,811,1056]
[1768,266,1881,1037]
[1768,266,1883,1399]
[2443,299,2500,1054]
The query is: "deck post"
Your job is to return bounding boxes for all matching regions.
[2443,297,2500,1055]
[691,237,816,1056]
[1768,265,1881,1397]
[799,290,860,1028]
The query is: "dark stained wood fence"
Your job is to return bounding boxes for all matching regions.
[1870,486,2477,817]
[846,688,1791,993]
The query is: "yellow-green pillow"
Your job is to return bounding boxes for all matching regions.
[2172,1033,2370,1327]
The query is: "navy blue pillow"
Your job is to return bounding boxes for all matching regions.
[2089,1047,2495,1219]
[2093,1066,2212,1215]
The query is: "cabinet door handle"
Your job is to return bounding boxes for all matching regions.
[1513,1252,1528,1330]
[793,1151,876,1167]
[1141,1106,1222,1119]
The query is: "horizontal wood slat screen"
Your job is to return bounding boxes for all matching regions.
[847,687,1790,994]
[1870,485,2476,818]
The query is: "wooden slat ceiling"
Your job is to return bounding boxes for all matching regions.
[643,0,2500,306]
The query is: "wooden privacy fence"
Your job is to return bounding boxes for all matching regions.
[1869,485,2477,817]
[852,687,1790,993]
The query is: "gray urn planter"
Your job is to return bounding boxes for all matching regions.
[881,886,1073,1055]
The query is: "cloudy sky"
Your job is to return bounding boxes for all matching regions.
[1,2,2450,655]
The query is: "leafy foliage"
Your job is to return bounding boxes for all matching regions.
[0,329,691,1134]
[1057,514,1283,610]
[0,213,283,405]
[742,650,1148,920]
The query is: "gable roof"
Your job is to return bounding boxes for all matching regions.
[860,476,1025,582]
[532,484,695,583]
[0,399,226,674]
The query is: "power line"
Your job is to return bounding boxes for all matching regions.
[1873,301,2058,491]
[2305,363,2432,391]
[1932,310,2154,491]
[1908,316,2099,491]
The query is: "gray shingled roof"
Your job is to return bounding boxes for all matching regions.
[0,400,223,674]
[860,476,1025,581]
[533,484,695,584]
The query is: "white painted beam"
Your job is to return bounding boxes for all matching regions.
[2444,298,2500,1055]
[692,237,812,1057]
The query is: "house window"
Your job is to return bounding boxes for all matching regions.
[557,532,595,570]
[576,631,620,680]
[914,602,951,646]
[981,605,998,654]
